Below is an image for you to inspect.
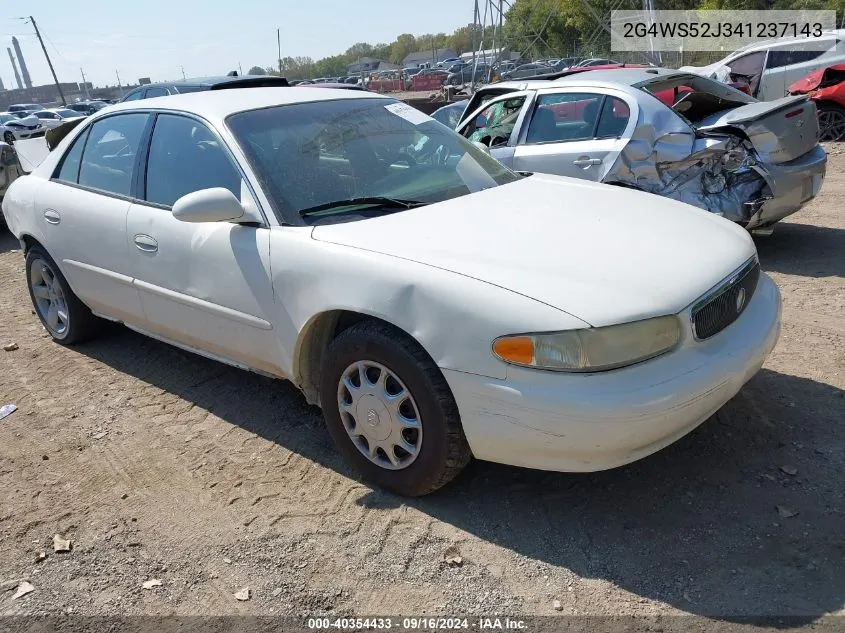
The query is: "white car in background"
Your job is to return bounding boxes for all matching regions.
[1,88,781,496]
[680,30,845,101]
[31,108,87,129]
[0,112,44,144]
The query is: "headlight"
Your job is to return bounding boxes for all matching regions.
[492,316,681,372]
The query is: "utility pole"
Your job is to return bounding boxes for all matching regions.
[25,16,66,105]
[80,68,90,100]
[115,70,123,98]
[238,62,243,75]
[180,65,186,80]
[277,28,282,75]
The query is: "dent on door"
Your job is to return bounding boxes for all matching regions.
[128,209,282,376]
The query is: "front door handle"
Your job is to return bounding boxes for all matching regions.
[133,234,158,253]
[572,157,602,167]
[43,209,61,225]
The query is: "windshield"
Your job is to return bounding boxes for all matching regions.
[54,109,79,118]
[227,98,521,225]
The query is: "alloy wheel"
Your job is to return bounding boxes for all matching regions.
[29,258,69,339]
[336,360,422,470]
[818,108,845,142]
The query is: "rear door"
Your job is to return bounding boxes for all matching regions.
[35,112,149,324]
[126,112,280,375]
[511,88,636,180]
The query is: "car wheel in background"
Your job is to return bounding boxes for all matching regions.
[3,131,14,144]
[25,245,101,345]
[817,104,845,142]
[320,320,472,496]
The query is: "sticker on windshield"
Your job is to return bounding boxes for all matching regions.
[384,102,433,126]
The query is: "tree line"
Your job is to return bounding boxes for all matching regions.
[254,0,845,79]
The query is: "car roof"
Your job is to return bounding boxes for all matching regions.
[553,67,677,86]
[100,86,389,121]
[127,76,290,92]
[728,28,845,55]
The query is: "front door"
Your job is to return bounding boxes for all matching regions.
[512,90,634,181]
[458,92,533,168]
[126,112,282,375]
[34,112,150,324]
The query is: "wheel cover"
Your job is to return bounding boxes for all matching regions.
[818,109,845,142]
[29,258,69,339]
[336,361,423,470]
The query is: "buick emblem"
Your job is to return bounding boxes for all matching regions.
[366,409,380,427]
[735,288,747,313]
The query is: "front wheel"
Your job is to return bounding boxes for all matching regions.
[3,131,14,145]
[320,321,471,496]
[25,245,101,344]
[817,104,845,142]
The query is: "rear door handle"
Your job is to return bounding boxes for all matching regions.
[572,157,602,167]
[43,209,61,225]
[133,234,158,253]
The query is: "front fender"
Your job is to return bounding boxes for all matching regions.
[269,229,589,381]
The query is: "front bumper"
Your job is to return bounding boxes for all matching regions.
[444,272,782,472]
[745,145,827,229]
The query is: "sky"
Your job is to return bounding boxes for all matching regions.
[1,0,475,89]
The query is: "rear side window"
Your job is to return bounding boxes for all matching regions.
[55,128,90,183]
[595,97,630,138]
[78,114,149,197]
[122,90,143,101]
[144,114,241,207]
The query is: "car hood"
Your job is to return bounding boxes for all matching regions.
[310,175,756,327]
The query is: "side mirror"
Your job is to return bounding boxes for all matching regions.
[172,187,262,224]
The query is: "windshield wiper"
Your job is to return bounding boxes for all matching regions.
[299,196,427,218]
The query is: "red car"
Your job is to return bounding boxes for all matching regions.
[788,64,845,141]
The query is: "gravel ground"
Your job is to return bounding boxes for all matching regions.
[0,147,843,623]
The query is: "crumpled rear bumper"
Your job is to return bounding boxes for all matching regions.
[745,145,827,229]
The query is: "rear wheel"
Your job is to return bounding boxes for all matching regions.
[25,245,101,344]
[319,320,471,496]
[817,104,845,142]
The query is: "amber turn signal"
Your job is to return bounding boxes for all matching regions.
[492,336,534,365]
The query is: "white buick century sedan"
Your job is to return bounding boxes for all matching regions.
[1,88,782,496]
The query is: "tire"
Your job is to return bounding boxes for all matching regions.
[25,245,101,345]
[816,103,845,142]
[319,320,472,496]
[3,131,14,145]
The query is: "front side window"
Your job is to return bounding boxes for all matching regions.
[78,113,149,196]
[725,51,766,95]
[144,87,169,98]
[145,114,241,207]
[464,96,526,146]
[122,91,143,101]
[525,93,603,143]
[228,98,521,225]
[766,48,827,69]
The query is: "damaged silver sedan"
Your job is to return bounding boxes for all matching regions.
[456,68,826,230]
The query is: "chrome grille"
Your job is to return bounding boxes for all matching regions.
[692,260,760,340]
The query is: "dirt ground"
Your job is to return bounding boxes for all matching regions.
[0,148,843,623]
